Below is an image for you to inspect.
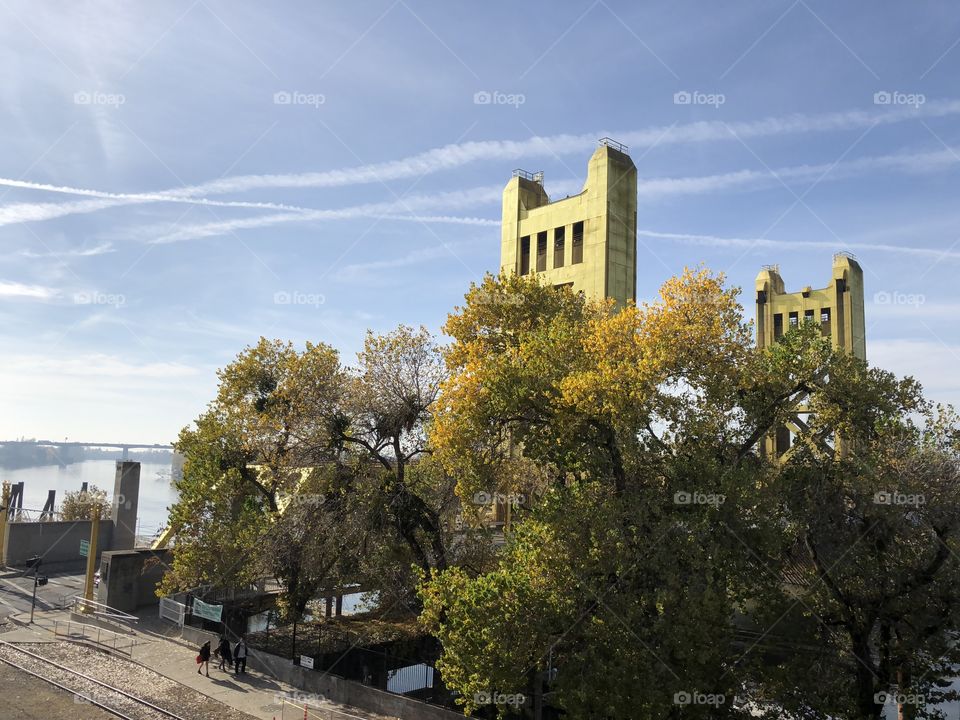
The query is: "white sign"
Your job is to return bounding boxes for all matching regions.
[300,655,314,670]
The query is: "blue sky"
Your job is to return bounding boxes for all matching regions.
[1,1,959,443]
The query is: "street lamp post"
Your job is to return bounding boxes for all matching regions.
[25,555,48,623]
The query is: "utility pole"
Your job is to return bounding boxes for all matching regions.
[0,482,9,566]
[82,502,102,610]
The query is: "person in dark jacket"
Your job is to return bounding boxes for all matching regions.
[217,635,232,671]
[197,640,211,677]
[234,637,248,674]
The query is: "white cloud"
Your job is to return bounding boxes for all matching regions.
[0,280,59,299]
[375,214,499,227]
[3,101,960,232]
[19,243,115,258]
[637,229,960,262]
[635,147,960,200]
[167,99,960,197]
[335,241,472,282]
[146,186,503,243]
[0,179,319,228]
[1,353,199,378]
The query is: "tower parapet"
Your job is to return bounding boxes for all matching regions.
[755,254,866,359]
[500,140,638,308]
[755,255,867,459]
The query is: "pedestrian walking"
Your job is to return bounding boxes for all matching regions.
[233,637,248,675]
[197,640,211,677]
[217,634,232,671]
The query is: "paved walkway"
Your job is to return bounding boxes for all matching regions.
[2,608,396,720]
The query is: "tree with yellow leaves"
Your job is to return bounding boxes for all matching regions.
[423,268,960,719]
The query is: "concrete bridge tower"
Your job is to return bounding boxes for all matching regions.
[500,138,637,308]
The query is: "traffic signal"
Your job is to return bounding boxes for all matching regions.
[25,555,41,570]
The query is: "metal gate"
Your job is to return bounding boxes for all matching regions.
[159,597,186,627]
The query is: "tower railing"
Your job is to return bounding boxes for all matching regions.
[598,137,628,153]
[512,168,544,183]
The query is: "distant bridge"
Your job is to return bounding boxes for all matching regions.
[12,440,173,449]
[1,439,174,461]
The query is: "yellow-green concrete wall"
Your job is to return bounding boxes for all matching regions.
[500,145,637,308]
[755,254,866,360]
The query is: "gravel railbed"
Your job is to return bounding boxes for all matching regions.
[0,642,257,720]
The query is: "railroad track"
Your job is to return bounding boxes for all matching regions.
[0,641,187,720]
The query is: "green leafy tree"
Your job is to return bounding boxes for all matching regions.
[60,484,110,520]
[159,409,269,595]
[332,325,451,575]
[160,338,343,608]
[424,270,781,717]
[162,329,457,619]
[426,271,960,720]
[750,357,960,720]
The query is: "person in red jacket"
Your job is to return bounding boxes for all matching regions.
[196,640,211,677]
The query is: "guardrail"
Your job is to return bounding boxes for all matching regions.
[54,618,136,657]
[5,507,65,523]
[159,597,186,628]
[71,596,139,630]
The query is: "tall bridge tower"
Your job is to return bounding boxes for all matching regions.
[500,138,637,308]
[755,253,867,458]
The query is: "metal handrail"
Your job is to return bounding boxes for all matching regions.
[598,137,628,153]
[6,507,65,523]
[54,619,135,657]
[512,168,544,183]
[72,596,138,624]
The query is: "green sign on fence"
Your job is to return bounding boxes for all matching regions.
[79,540,90,557]
[193,598,223,623]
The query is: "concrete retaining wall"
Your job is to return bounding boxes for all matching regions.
[3,519,113,571]
[247,648,465,720]
[181,624,221,649]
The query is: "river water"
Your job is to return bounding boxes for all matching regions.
[0,459,178,540]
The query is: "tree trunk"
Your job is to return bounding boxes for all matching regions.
[851,631,881,719]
